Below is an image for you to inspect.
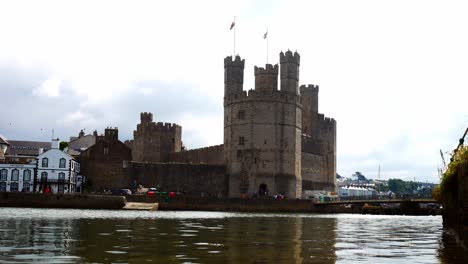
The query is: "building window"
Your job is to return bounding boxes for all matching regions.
[23,170,31,182]
[237,150,242,161]
[11,169,19,181]
[22,182,30,192]
[0,182,6,192]
[42,158,49,168]
[238,136,245,145]
[238,110,245,120]
[58,184,64,193]
[41,172,48,182]
[0,169,7,181]
[104,147,109,155]
[58,172,66,181]
[59,158,66,168]
[10,182,19,192]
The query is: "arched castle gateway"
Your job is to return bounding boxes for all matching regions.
[122,50,336,199]
[224,51,336,198]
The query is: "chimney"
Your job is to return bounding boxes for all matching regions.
[51,138,60,149]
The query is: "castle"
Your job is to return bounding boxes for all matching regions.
[123,51,336,198]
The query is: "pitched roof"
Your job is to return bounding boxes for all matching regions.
[68,134,96,151]
[0,135,9,145]
[5,140,51,156]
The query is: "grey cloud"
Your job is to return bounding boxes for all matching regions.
[0,65,221,148]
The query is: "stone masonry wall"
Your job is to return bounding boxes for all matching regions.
[168,144,224,165]
[126,162,228,197]
[224,90,302,198]
[131,112,182,163]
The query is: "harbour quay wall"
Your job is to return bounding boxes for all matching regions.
[127,196,335,213]
[0,192,126,209]
[443,162,468,245]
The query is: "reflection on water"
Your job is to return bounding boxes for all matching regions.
[0,208,466,263]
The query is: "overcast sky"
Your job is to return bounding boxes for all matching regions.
[0,0,466,182]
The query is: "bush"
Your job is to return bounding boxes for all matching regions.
[440,145,468,206]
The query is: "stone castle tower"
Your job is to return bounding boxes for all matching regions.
[224,51,303,198]
[127,112,182,162]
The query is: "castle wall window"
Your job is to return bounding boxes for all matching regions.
[58,184,64,193]
[0,169,7,181]
[42,158,48,168]
[10,182,19,192]
[0,182,6,192]
[238,110,245,120]
[237,150,242,160]
[238,136,245,145]
[23,170,31,181]
[41,172,48,182]
[59,158,66,168]
[11,169,19,181]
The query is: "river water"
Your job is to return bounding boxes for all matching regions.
[0,208,466,263]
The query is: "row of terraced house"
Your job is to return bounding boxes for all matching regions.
[0,136,82,193]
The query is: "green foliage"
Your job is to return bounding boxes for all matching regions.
[440,145,468,205]
[432,185,441,202]
[59,141,69,151]
[387,179,422,194]
[353,171,367,182]
[377,184,389,192]
[388,179,407,193]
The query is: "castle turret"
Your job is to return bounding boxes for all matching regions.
[140,112,153,123]
[280,50,300,94]
[254,64,278,92]
[300,84,319,136]
[224,55,245,96]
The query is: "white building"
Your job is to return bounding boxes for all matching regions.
[338,185,378,198]
[0,162,36,192]
[36,139,80,193]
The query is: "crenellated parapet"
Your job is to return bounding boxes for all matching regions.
[224,55,245,68]
[224,55,245,96]
[280,50,300,94]
[224,89,302,107]
[168,144,224,165]
[135,121,181,134]
[254,64,279,92]
[317,114,336,133]
[280,50,300,65]
[299,84,319,95]
[140,112,153,123]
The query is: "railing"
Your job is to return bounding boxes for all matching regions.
[37,178,70,184]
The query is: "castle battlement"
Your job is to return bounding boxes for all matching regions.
[280,50,300,65]
[300,84,319,95]
[254,64,279,76]
[317,114,336,130]
[224,89,302,106]
[224,55,245,68]
[135,122,181,133]
[140,112,153,122]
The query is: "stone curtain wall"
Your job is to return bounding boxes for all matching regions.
[126,162,228,197]
[168,145,224,165]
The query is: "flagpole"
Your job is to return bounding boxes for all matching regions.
[266,28,268,64]
[233,16,236,57]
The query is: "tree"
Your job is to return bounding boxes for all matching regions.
[353,171,368,182]
[388,178,406,193]
[59,141,69,151]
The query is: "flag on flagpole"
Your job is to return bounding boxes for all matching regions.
[230,21,235,30]
[263,31,268,39]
